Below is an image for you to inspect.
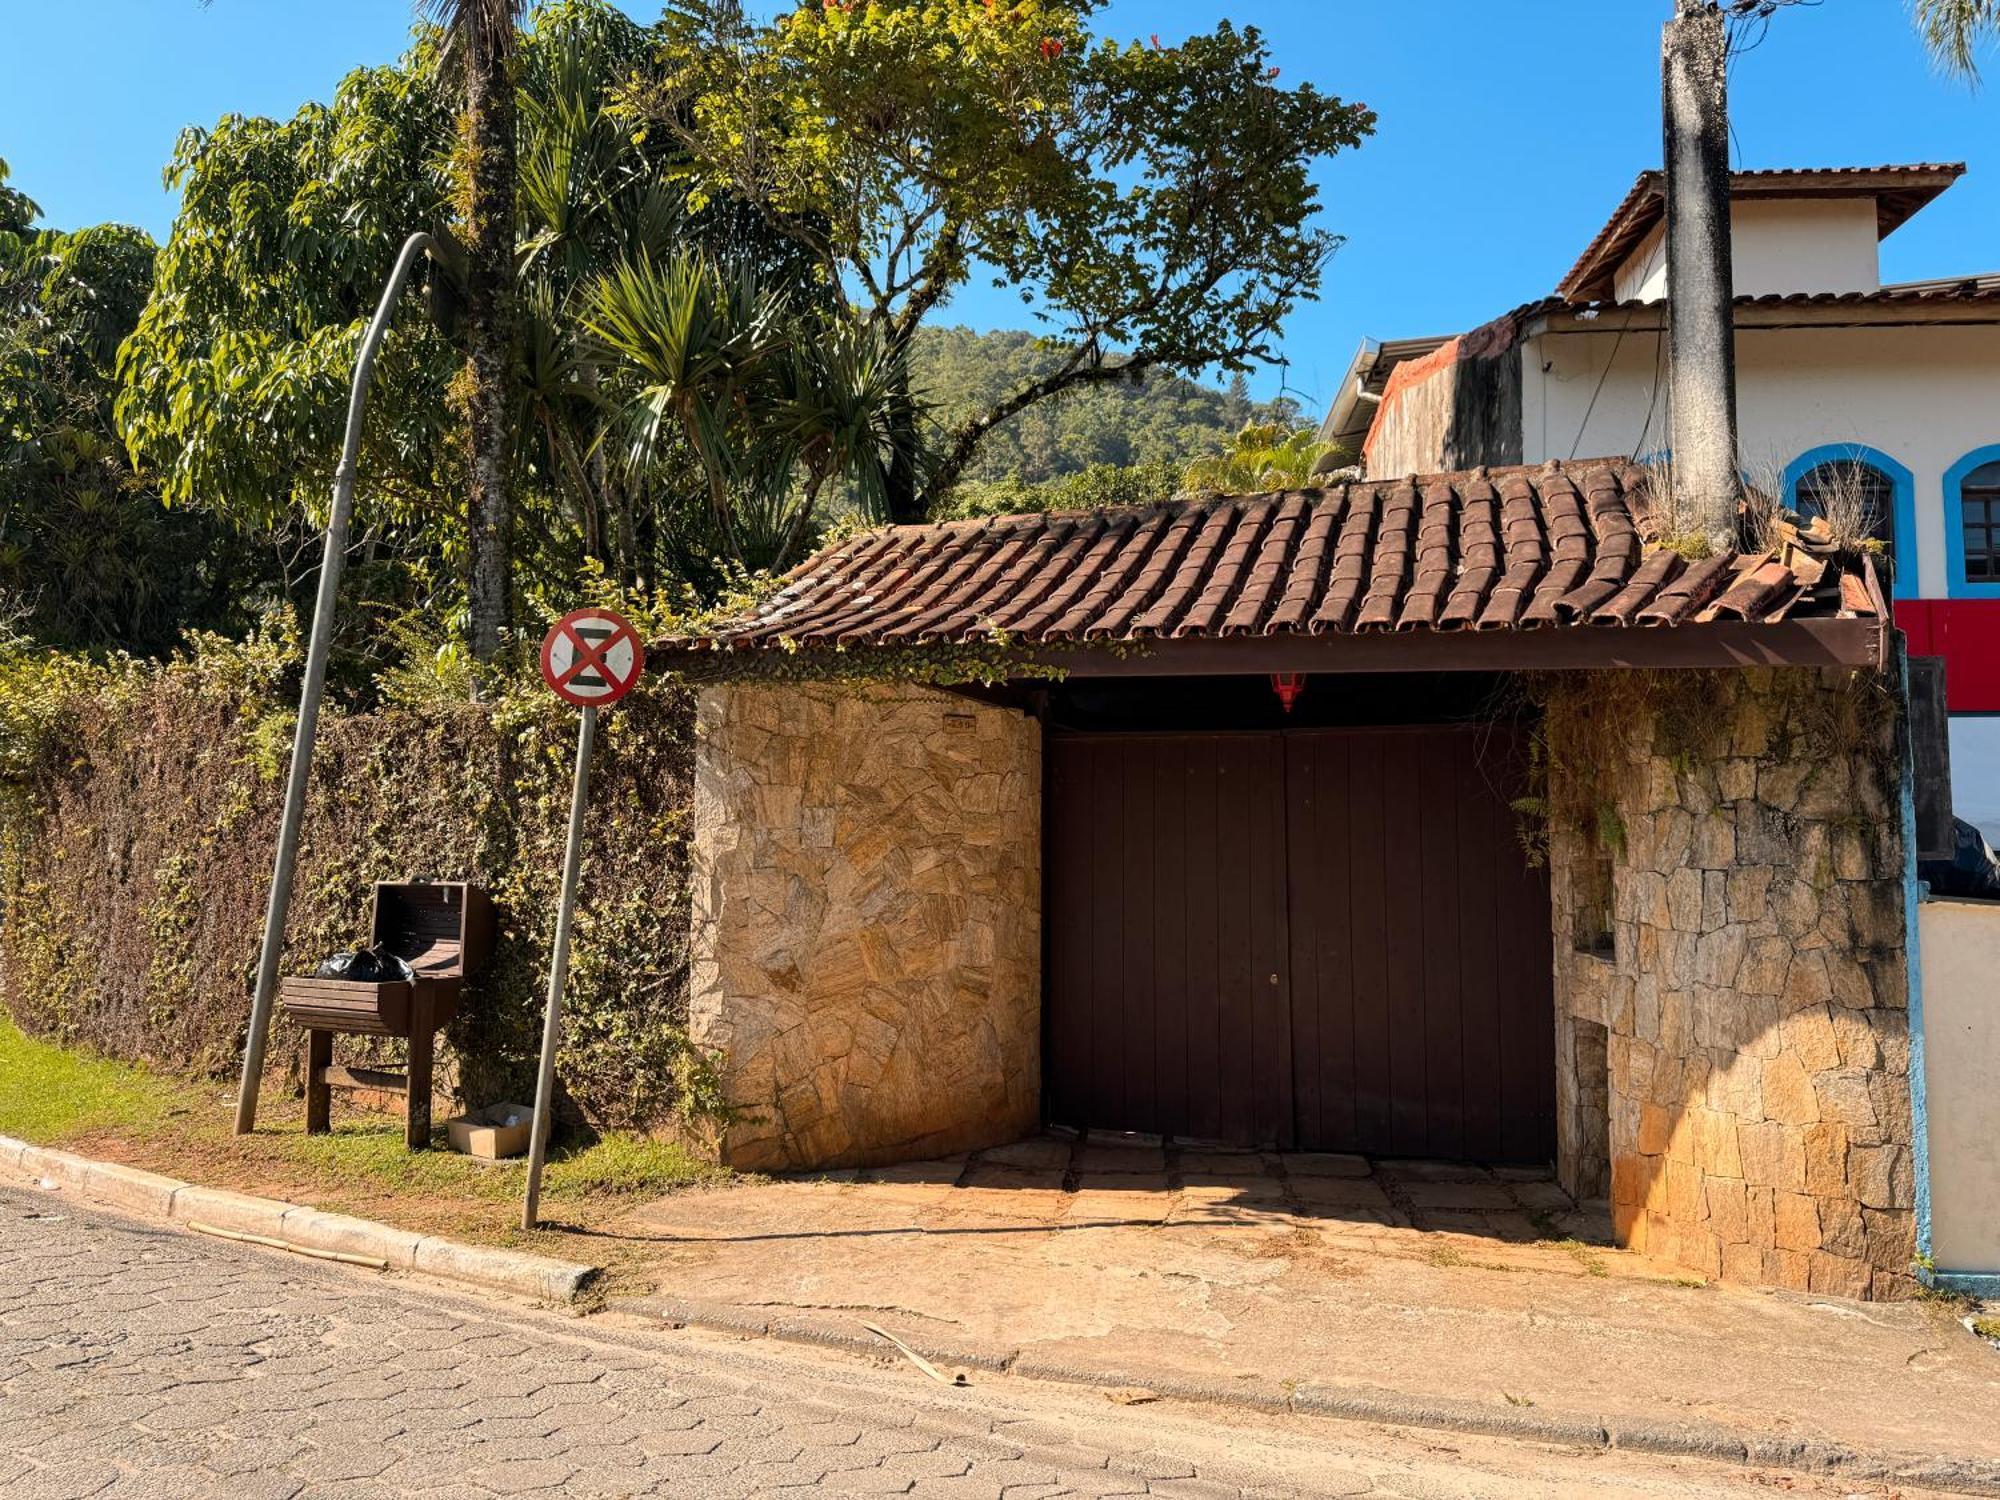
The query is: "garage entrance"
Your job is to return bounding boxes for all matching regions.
[1045,721,1554,1162]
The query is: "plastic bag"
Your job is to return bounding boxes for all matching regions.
[313,945,416,983]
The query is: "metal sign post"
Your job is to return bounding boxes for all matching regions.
[236,231,434,1136]
[522,608,645,1231]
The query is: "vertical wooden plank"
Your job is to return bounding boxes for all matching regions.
[1155,738,1191,1137]
[1285,737,1323,1149]
[1122,740,1160,1133]
[1456,732,1506,1160]
[1214,736,1256,1145]
[1382,732,1429,1156]
[1252,734,1294,1149]
[305,1029,332,1135]
[1184,738,1222,1143]
[1418,734,1465,1161]
[1048,738,1089,1127]
[1346,732,1394,1155]
[406,989,435,1150]
[1089,740,1126,1130]
[1321,736,1360,1152]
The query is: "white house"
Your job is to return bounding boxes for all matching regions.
[1320,164,2000,838]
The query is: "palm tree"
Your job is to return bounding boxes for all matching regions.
[423,0,526,661]
[1182,422,1351,496]
[587,249,915,571]
[1915,0,1999,77]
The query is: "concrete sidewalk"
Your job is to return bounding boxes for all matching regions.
[607,1135,2000,1483]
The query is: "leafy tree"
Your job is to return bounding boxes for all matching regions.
[118,2,821,640]
[1182,421,1350,495]
[640,0,1373,521]
[1915,0,1998,76]
[587,249,914,568]
[116,42,460,579]
[0,162,268,651]
[940,457,1182,519]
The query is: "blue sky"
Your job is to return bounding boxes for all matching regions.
[5,1,1994,414]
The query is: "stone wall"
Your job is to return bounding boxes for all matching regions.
[1548,668,1917,1298]
[689,682,1042,1171]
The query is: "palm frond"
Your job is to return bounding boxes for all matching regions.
[1915,0,2000,78]
[416,0,528,73]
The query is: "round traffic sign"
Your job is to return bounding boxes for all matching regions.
[539,608,645,709]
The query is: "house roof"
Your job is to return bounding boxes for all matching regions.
[1558,163,1966,302]
[1517,279,2000,328]
[1316,335,1455,454]
[661,461,1888,679]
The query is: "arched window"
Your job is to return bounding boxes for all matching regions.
[1946,446,2000,599]
[1960,460,2000,585]
[1783,445,1914,598]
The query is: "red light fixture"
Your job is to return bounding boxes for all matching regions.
[1270,672,1306,713]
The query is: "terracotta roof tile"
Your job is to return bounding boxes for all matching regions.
[684,460,1881,660]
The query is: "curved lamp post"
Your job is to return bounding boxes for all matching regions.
[234,231,437,1136]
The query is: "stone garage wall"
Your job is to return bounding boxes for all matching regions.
[1547,667,1916,1299]
[689,682,1041,1171]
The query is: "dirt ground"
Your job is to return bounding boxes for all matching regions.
[595,1133,2000,1473]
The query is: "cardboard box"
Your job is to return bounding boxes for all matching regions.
[445,1103,532,1161]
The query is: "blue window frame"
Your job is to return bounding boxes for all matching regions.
[1782,445,1917,600]
[1947,446,2000,599]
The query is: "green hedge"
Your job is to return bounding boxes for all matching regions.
[0,628,711,1134]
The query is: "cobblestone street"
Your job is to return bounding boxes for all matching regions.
[0,1187,1937,1498]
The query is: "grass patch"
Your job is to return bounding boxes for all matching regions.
[269,1117,721,1202]
[0,1019,183,1142]
[0,1019,725,1286]
[543,1131,722,1197]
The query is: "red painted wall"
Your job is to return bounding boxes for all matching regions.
[1897,599,2000,712]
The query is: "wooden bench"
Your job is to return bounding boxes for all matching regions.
[280,881,494,1149]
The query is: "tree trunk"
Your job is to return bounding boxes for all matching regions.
[463,38,517,663]
[1662,0,1741,548]
[882,358,925,525]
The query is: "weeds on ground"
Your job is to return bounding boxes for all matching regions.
[1553,1236,1610,1278]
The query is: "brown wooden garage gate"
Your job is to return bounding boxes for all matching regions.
[1045,725,1555,1162]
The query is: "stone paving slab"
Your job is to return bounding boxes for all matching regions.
[612,1133,2000,1477]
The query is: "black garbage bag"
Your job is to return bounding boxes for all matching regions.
[314,945,416,983]
[1920,817,2000,902]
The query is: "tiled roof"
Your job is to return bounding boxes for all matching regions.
[1511,282,2000,329]
[683,461,1882,658]
[1558,164,1966,301]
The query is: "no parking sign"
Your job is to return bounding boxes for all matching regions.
[524,605,644,1229]
[539,608,644,708]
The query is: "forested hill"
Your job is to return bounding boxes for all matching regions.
[909,326,1300,486]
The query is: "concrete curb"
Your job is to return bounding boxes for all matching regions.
[635,1292,2000,1497]
[1,1136,598,1305]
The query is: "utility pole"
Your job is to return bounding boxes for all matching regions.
[1662,0,1743,548]
[235,232,435,1136]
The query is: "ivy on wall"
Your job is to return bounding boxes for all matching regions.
[0,623,712,1134]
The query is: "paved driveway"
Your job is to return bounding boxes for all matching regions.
[612,1134,2000,1472]
[0,1184,1933,1498]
